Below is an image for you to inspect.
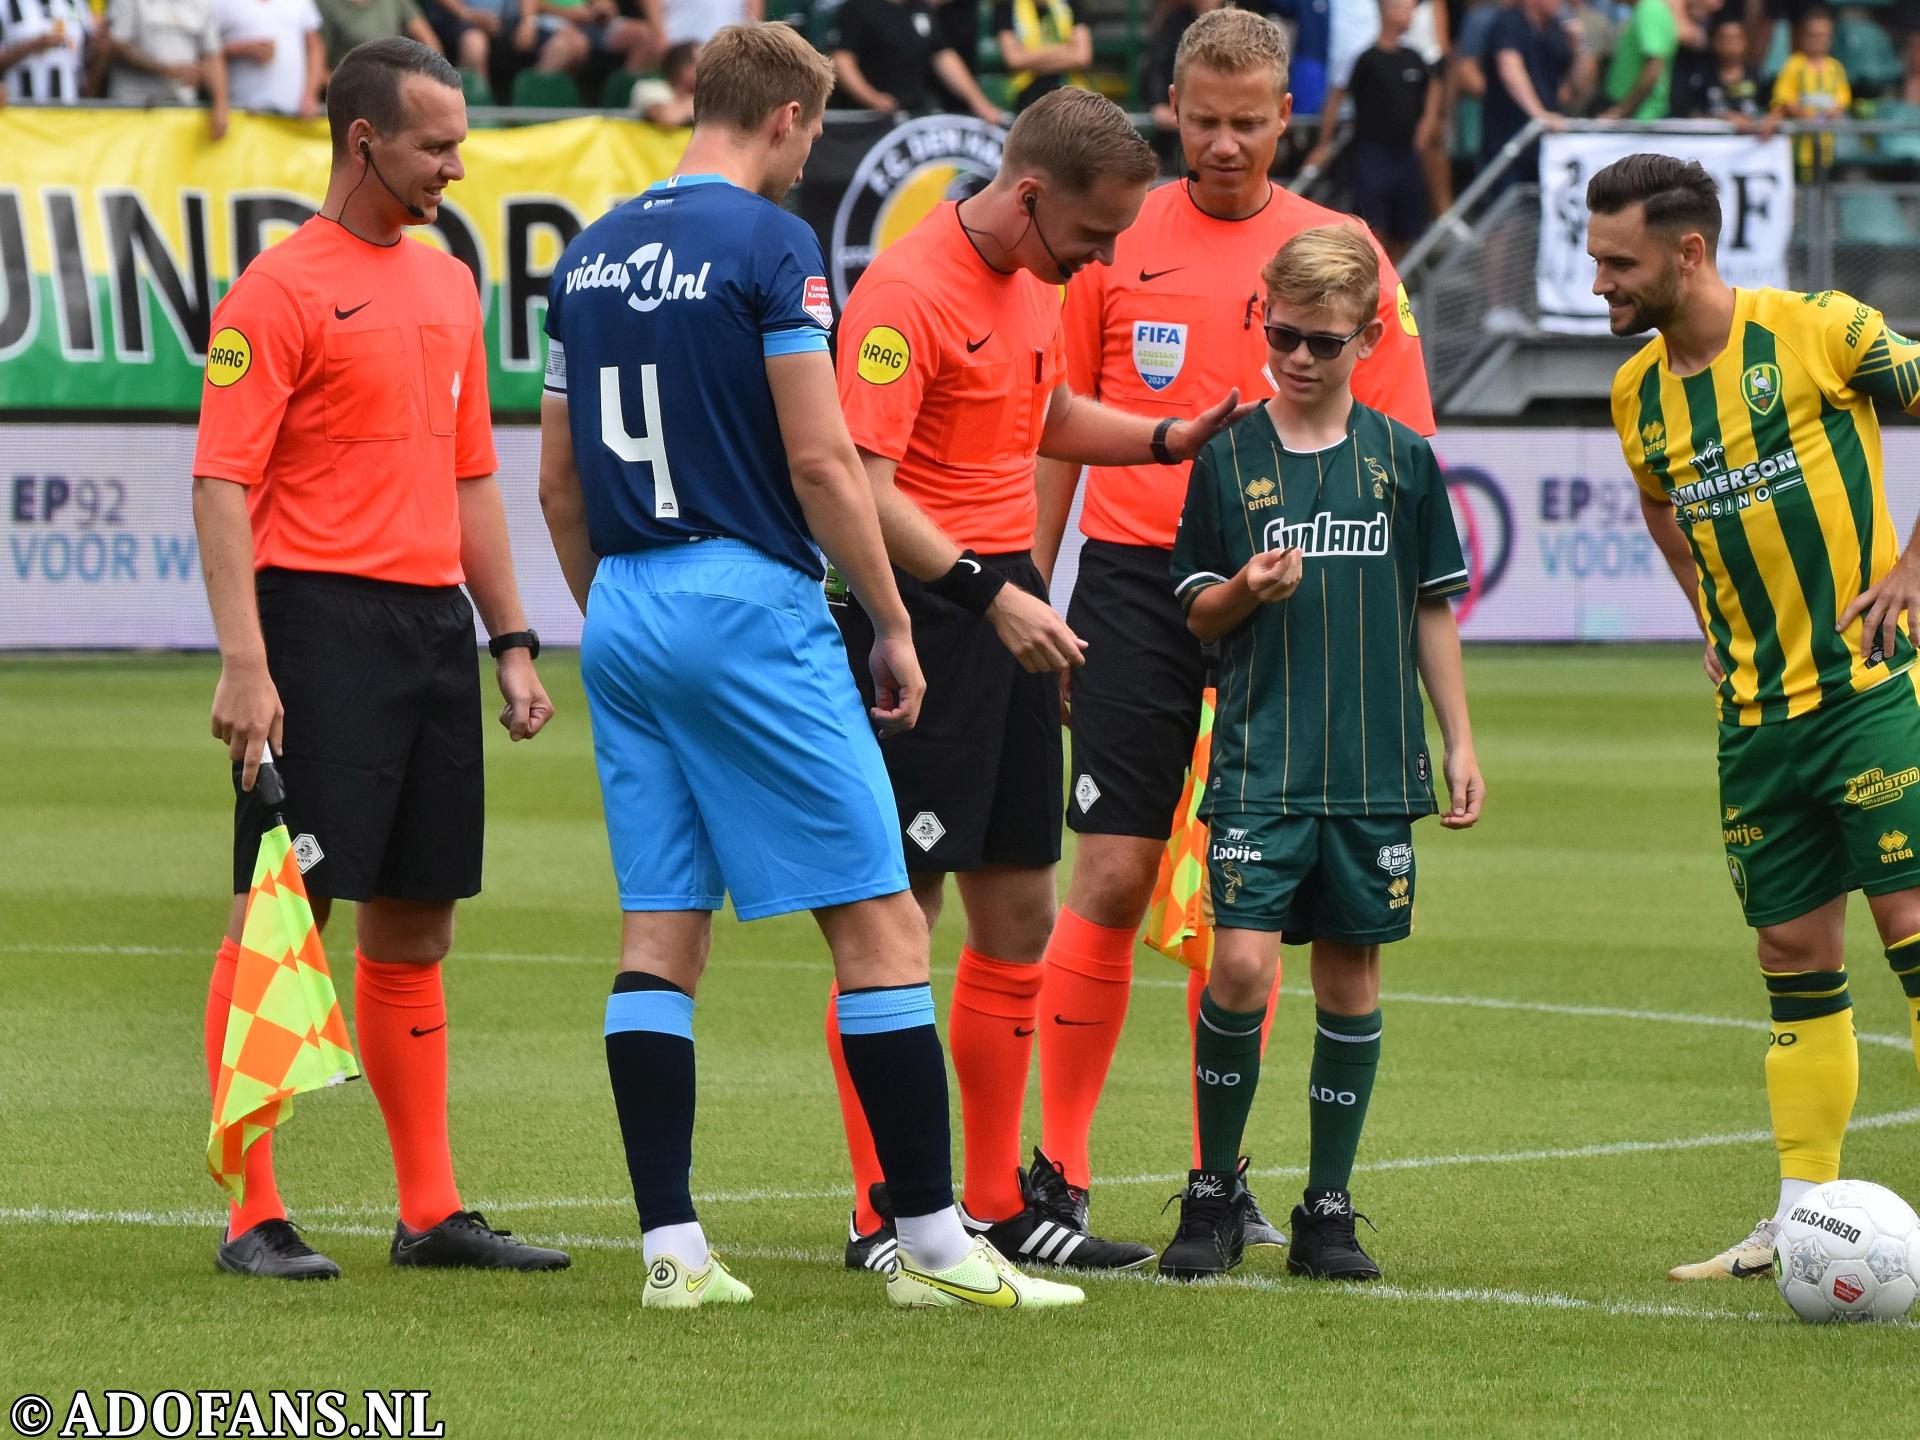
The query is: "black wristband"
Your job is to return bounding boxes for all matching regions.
[1151,415,1179,467]
[927,550,1008,615]
[488,628,540,660]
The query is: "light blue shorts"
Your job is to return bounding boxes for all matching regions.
[581,541,908,919]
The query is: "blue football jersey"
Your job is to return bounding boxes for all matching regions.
[544,174,835,578]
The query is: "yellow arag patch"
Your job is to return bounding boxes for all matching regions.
[856,325,910,385]
[1396,283,1418,337]
[205,327,252,387]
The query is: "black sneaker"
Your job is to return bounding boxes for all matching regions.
[844,1183,898,1272]
[389,1210,571,1271]
[216,1218,340,1280]
[1286,1188,1381,1281]
[1236,1158,1287,1248]
[1157,1168,1244,1280]
[963,1148,1155,1270]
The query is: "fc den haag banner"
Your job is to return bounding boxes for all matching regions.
[0,108,687,412]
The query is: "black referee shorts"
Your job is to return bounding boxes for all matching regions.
[231,568,485,903]
[1065,539,1209,840]
[834,551,1062,872]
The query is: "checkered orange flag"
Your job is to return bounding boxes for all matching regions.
[1143,686,1216,975]
[207,754,358,1203]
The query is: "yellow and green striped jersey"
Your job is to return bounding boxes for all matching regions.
[1614,287,1920,726]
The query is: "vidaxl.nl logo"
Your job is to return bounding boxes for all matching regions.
[563,244,712,314]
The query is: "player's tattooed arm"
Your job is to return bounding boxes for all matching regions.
[1637,487,1724,684]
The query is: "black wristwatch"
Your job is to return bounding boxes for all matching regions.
[488,628,540,660]
[1151,416,1179,467]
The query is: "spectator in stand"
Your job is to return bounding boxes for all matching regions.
[1320,0,1451,207]
[1267,0,1329,116]
[1481,0,1592,184]
[1599,0,1679,118]
[1308,0,1440,261]
[315,0,440,70]
[104,0,230,135]
[1144,0,1220,163]
[628,34,693,121]
[993,0,1089,112]
[419,0,512,100]
[1770,6,1849,175]
[1676,10,1772,125]
[0,0,99,101]
[525,0,656,84]
[831,0,1006,122]
[640,0,753,47]
[216,0,323,114]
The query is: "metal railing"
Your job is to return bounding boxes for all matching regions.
[1400,117,1920,416]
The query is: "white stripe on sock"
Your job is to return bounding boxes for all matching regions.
[1317,1024,1383,1044]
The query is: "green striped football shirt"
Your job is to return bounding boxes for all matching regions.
[1170,402,1470,818]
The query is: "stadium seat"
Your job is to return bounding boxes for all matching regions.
[600,69,641,111]
[1838,190,1913,246]
[1836,17,1904,93]
[512,69,583,109]
[459,65,494,108]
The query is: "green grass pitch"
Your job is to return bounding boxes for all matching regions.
[3,647,1917,1437]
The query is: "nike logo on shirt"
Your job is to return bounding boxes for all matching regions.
[1138,267,1184,284]
[966,333,992,353]
[334,301,372,320]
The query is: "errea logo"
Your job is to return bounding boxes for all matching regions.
[1641,420,1667,457]
[1880,830,1914,864]
[1244,476,1278,510]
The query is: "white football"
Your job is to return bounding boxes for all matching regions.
[1772,1179,1920,1323]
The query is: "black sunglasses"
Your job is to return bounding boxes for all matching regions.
[1263,319,1369,360]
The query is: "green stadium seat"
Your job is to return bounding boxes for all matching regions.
[1838,190,1913,246]
[459,66,494,108]
[512,69,583,110]
[599,69,641,111]
[1836,17,1903,93]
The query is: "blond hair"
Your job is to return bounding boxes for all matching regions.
[1261,225,1380,322]
[692,21,834,133]
[1173,8,1291,94]
[1001,88,1159,194]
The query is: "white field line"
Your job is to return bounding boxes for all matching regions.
[1,1205,1891,1327]
[4,941,1911,1052]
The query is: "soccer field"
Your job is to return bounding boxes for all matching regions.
[4,646,1917,1438]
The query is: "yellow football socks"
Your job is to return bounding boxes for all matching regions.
[1762,968,1858,1184]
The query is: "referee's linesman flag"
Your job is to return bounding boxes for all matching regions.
[206,752,358,1203]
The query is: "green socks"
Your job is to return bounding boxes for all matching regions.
[1195,989,1266,1174]
[1889,940,1920,1074]
[1306,1007,1383,1192]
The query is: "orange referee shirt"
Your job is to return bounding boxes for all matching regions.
[1065,181,1435,550]
[192,218,498,587]
[838,202,1067,556]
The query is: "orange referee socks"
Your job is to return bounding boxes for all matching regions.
[951,948,1044,1223]
[206,937,286,1238]
[354,952,462,1233]
[1036,908,1138,1189]
[823,983,888,1233]
[1186,963,1282,1168]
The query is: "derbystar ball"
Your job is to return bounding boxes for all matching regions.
[1772,1179,1920,1323]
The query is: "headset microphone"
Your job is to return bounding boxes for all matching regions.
[360,139,426,220]
[1022,191,1073,282]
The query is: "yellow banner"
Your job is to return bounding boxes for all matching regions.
[0,107,688,410]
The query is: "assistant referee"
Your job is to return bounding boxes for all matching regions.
[192,37,567,1280]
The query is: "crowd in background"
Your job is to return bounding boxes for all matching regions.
[0,0,1912,247]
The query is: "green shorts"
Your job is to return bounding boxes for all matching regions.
[1719,668,1920,928]
[1206,813,1416,943]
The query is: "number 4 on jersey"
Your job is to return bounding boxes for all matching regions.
[600,364,679,519]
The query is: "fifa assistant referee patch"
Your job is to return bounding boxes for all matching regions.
[803,276,834,328]
[205,327,253,387]
[856,325,911,385]
[1396,284,1418,337]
